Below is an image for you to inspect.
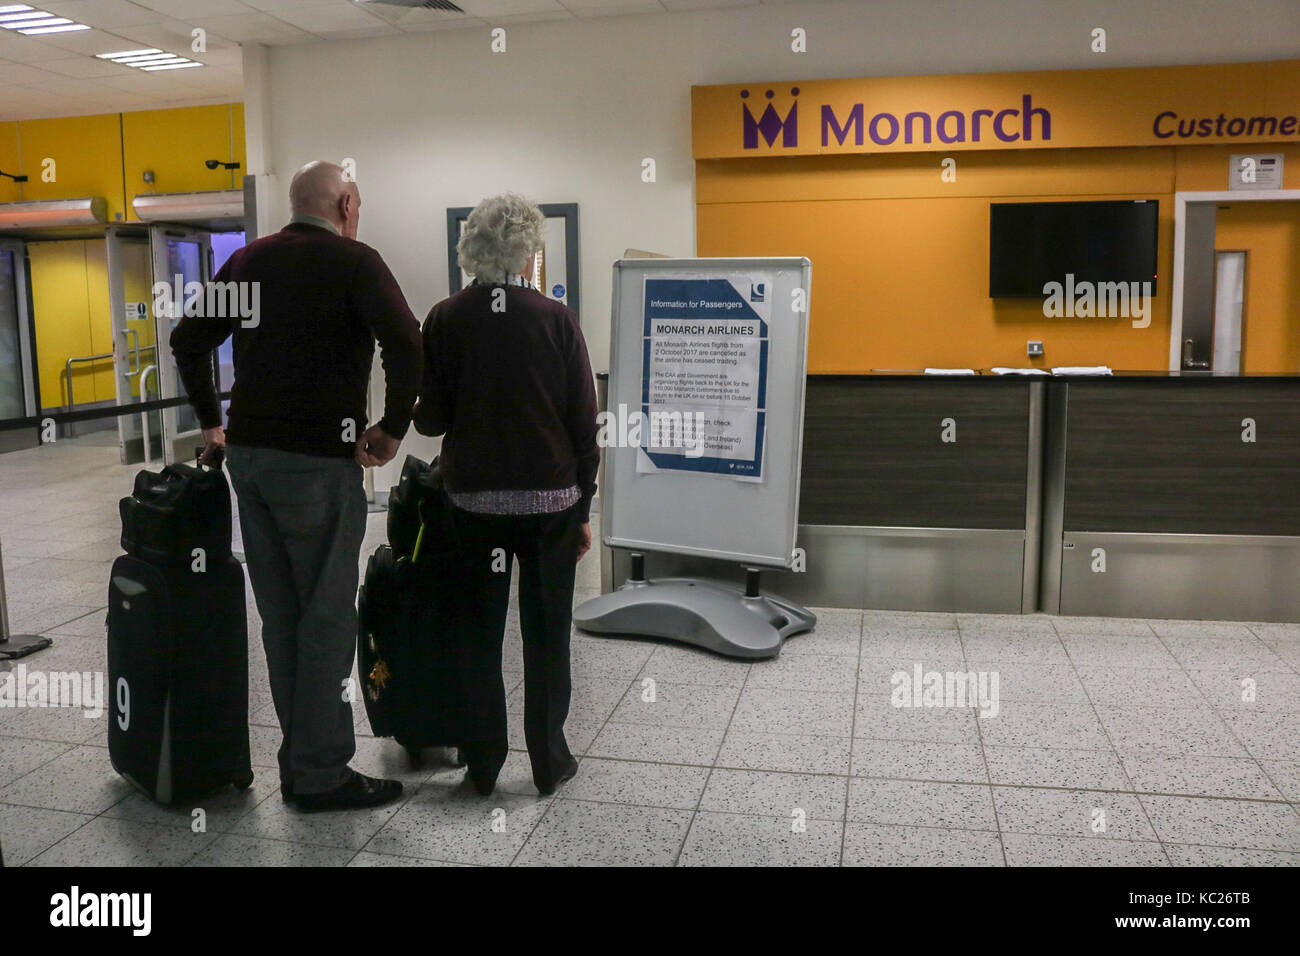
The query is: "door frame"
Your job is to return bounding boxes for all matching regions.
[0,237,37,419]
[149,224,213,465]
[445,203,581,318]
[1169,189,1300,370]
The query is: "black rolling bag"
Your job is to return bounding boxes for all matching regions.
[357,456,464,759]
[107,452,253,804]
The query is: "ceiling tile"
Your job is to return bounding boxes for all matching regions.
[129,0,254,16]
[262,2,391,32]
[457,0,568,16]
[38,0,177,29]
[32,54,132,77]
[191,12,321,43]
[561,0,664,14]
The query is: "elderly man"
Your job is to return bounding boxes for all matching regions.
[171,161,422,813]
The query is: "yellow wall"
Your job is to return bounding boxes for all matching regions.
[1215,202,1300,373]
[123,104,246,215]
[27,240,116,407]
[697,142,1300,372]
[0,104,245,223]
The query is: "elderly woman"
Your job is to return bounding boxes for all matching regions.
[413,193,599,797]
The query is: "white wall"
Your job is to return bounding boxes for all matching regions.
[248,0,1300,480]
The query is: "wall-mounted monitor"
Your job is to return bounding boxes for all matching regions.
[989,199,1159,297]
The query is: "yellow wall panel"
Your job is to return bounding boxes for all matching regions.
[1215,202,1300,374]
[119,238,155,399]
[122,104,247,218]
[1174,142,1300,191]
[15,114,126,221]
[0,122,20,204]
[28,240,96,409]
[82,239,117,403]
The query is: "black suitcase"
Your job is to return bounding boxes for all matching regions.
[107,458,253,804]
[119,462,232,566]
[357,456,464,757]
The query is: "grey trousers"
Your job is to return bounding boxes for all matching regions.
[226,444,367,795]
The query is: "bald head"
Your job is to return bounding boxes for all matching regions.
[289,161,360,238]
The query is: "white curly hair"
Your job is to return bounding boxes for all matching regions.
[456,193,545,286]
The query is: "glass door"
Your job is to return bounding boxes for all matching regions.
[0,239,36,423]
[107,228,162,464]
[149,227,212,465]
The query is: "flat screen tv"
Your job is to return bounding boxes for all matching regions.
[989,199,1158,297]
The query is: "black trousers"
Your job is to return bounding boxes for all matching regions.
[449,503,582,788]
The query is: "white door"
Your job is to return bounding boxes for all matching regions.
[149,227,213,465]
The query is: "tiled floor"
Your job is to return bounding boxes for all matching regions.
[2,434,1299,866]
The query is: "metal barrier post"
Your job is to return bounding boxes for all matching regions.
[0,532,53,659]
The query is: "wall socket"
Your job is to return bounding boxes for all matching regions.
[1027,340,1044,356]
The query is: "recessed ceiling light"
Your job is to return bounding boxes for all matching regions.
[0,6,91,33]
[96,46,204,71]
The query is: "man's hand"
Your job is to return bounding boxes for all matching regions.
[575,522,592,562]
[198,426,226,467]
[356,425,400,468]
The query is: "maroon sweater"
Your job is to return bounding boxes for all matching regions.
[413,283,599,522]
[171,222,422,459]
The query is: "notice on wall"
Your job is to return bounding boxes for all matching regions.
[1229,153,1283,190]
[637,274,771,480]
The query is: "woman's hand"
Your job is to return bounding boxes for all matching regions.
[576,522,592,562]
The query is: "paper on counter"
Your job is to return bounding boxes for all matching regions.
[1050,366,1114,376]
[923,368,977,375]
[991,367,1050,376]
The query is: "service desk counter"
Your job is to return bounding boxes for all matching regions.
[608,372,1045,614]
[603,371,1300,621]
[1042,372,1300,622]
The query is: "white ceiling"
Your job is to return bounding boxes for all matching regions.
[0,0,810,120]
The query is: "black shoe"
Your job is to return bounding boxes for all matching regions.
[536,757,579,796]
[294,770,404,813]
[466,768,497,797]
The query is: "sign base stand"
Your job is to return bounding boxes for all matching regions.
[574,554,816,660]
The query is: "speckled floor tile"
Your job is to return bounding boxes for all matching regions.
[0,734,74,780]
[802,607,864,639]
[1049,617,1155,638]
[346,851,467,867]
[859,630,965,661]
[1074,665,1204,708]
[992,787,1157,841]
[1095,706,1249,758]
[0,744,130,814]
[846,778,997,830]
[983,746,1130,791]
[959,660,1088,702]
[1258,761,1300,801]
[677,810,842,866]
[976,702,1110,751]
[507,676,631,723]
[365,786,552,865]
[842,822,1004,866]
[778,628,858,659]
[1139,795,1300,851]
[716,729,852,775]
[101,777,275,831]
[586,721,725,766]
[636,643,752,686]
[513,799,692,866]
[557,756,708,809]
[230,783,414,849]
[567,636,657,679]
[609,680,741,729]
[1001,833,1167,866]
[1118,753,1285,800]
[1217,711,1300,762]
[700,767,845,820]
[957,615,1059,636]
[850,738,988,783]
[746,653,857,695]
[857,658,967,697]
[1163,843,1300,866]
[0,803,93,866]
[958,633,1070,664]
[1161,637,1290,670]
[0,698,108,745]
[733,686,855,737]
[860,610,956,631]
[191,832,355,866]
[854,694,980,744]
[1148,621,1258,641]
[506,715,604,757]
[1061,634,1182,668]
[1184,669,1300,712]
[28,816,216,866]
